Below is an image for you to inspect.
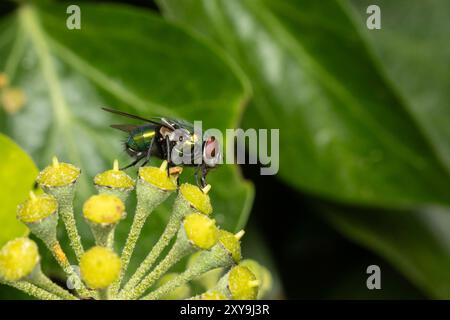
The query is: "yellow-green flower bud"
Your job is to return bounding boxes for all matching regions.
[0,237,39,282]
[114,161,178,296]
[94,160,134,190]
[36,156,80,187]
[36,157,84,264]
[227,265,259,300]
[141,230,242,300]
[17,192,57,223]
[179,183,212,215]
[183,213,218,250]
[155,273,191,300]
[17,192,59,248]
[83,194,125,225]
[139,161,177,191]
[80,246,121,289]
[218,230,243,263]
[240,259,272,299]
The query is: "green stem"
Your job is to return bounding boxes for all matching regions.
[98,288,109,300]
[110,179,172,296]
[30,267,78,300]
[141,244,234,300]
[56,188,84,262]
[120,231,194,300]
[121,195,191,293]
[4,280,62,300]
[106,231,115,250]
[46,239,94,299]
[89,222,115,248]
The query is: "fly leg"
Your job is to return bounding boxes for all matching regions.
[165,135,171,177]
[141,137,154,167]
[194,165,202,188]
[200,164,208,188]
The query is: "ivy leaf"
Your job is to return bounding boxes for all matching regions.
[159,0,450,208]
[0,133,35,247]
[158,0,450,298]
[349,0,450,171]
[0,2,253,276]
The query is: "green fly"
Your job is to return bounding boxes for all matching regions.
[102,107,221,188]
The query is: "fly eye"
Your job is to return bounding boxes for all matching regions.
[203,136,220,166]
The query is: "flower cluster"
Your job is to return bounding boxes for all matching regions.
[0,157,271,300]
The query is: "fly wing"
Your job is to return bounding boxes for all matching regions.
[151,117,194,131]
[102,107,166,127]
[103,107,192,131]
[110,124,140,133]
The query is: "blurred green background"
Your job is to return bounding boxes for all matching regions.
[0,0,449,299]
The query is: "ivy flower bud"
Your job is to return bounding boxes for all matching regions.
[17,192,58,244]
[36,156,80,188]
[155,273,191,300]
[120,181,211,294]
[122,213,218,299]
[224,265,259,300]
[83,194,125,225]
[94,160,134,202]
[141,229,243,300]
[139,161,177,191]
[114,161,178,295]
[80,246,121,290]
[240,259,272,299]
[183,213,218,250]
[16,192,91,299]
[36,157,84,263]
[0,237,39,282]
[17,192,57,224]
[179,183,212,215]
[83,194,125,247]
[217,229,243,263]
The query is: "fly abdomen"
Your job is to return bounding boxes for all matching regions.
[131,127,155,150]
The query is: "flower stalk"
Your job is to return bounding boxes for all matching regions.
[16,192,93,299]
[6,280,63,300]
[36,156,84,262]
[0,237,77,300]
[140,229,243,300]
[111,161,176,296]
[120,212,218,299]
[121,183,212,293]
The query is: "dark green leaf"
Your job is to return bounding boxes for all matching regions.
[348,0,450,171]
[159,0,450,208]
[159,0,450,298]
